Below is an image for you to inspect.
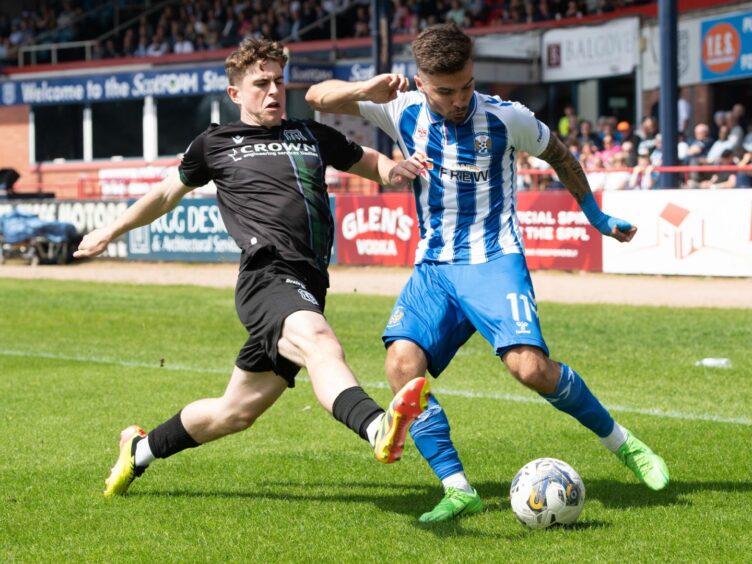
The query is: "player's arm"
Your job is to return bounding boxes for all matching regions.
[73,168,194,258]
[347,146,426,189]
[305,73,410,115]
[537,134,637,243]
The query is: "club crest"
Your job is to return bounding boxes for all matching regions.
[474,133,492,155]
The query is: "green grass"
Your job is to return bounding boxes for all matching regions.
[1,278,750,562]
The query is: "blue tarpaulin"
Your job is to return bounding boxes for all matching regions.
[0,210,78,244]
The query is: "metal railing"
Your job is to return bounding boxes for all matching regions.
[18,40,97,66]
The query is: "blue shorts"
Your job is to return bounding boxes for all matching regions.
[383,252,549,377]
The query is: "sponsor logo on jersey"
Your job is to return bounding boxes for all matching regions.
[387,306,405,328]
[474,132,492,155]
[285,278,304,287]
[515,321,531,334]
[232,135,244,144]
[416,126,428,140]
[283,129,307,141]
[226,141,318,162]
[298,288,319,306]
[435,163,490,182]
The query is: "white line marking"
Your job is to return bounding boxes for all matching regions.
[2,348,750,426]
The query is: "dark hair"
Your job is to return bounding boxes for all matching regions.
[720,149,734,159]
[224,38,287,85]
[412,22,473,75]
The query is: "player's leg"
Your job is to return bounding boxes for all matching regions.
[278,309,429,459]
[103,366,287,497]
[382,265,483,522]
[503,348,668,490]
[454,253,668,491]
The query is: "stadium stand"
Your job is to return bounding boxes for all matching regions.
[0,0,750,196]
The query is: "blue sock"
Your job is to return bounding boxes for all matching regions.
[541,363,615,438]
[409,394,464,481]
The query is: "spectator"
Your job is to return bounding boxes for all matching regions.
[649,133,662,166]
[616,121,639,165]
[193,32,209,50]
[628,154,656,190]
[725,111,745,155]
[563,0,582,18]
[731,102,747,132]
[700,149,738,189]
[685,123,712,163]
[603,152,631,191]
[585,155,606,192]
[101,38,119,59]
[558,104,578,138]
[637,116,659,157]
[134,33,149,57]
[289,9,305,41]
[578,140,599,169]
[737,149,752,188]
[9,19,33,48]
[710,110,726,139]
[537,0,554,21]
[577,120,600,150]
[0,35,10,64]
[516,151,534,191]
[221,8,240,46]
[706,125,732,164]
[445,0,466,26]
[173,31,194,53]
[120,28,136,57]
[56,1,78,42]
[145,31,169,57]
[597,134,621,162]
[567,139,581,160]
[743,126,752,158]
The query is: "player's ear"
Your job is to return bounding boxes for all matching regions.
[414,74,424,92]
[227,84,241,104]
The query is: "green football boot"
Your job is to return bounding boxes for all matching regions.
[418,487,484,523]
[615,430,670,491]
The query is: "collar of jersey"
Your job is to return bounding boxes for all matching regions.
[423,92,478,126]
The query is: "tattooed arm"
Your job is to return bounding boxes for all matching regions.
[537,135,637,242]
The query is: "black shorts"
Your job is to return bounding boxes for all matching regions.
[234,255,327,387]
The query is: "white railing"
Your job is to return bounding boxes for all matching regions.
[18,40,98,67]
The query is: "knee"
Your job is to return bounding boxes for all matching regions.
[505,351,556,393]
[297,325,346,365]
[385,342,427,390]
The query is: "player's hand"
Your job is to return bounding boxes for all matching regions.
[599,216,637,242]
[73,227,114,259]
[386,153,429,188]
[362,73,409,104]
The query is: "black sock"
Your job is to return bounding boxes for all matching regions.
[147,411,200,459]
[332,387,385,441]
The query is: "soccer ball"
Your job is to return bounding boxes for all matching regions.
[509,458,585,529]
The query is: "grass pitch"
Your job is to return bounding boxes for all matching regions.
[1,278,750,562]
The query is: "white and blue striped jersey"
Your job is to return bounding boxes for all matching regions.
[359,91,550,264]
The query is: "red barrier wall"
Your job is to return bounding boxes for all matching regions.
[335,193,419,266]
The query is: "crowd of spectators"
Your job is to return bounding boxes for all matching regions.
[518,102,752,190]
[0,0,655,65]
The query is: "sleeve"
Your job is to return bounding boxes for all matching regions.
[178,130,212,187]
[505,101,551,158]
[357,91,420,142]
[308,121,364,171]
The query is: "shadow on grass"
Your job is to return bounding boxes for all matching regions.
[128,477,751,537]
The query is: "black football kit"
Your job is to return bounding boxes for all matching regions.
[178,119,364,383]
